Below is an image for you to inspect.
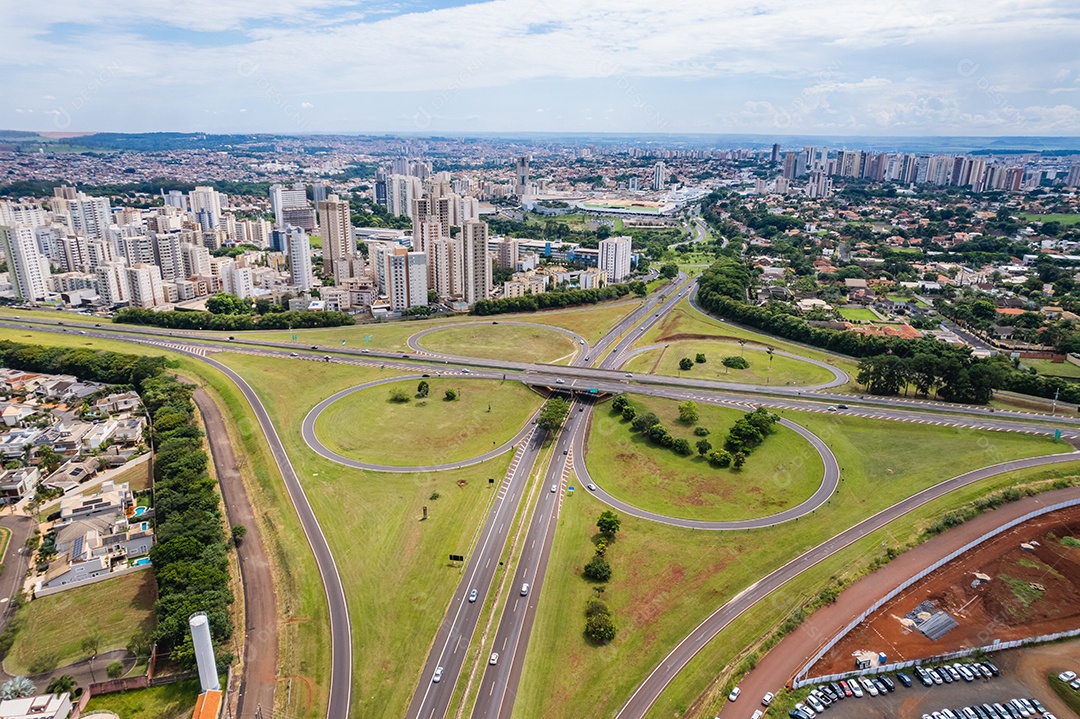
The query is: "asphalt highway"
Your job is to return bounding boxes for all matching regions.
[406,427,543,719]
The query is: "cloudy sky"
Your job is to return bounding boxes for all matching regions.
[4,0,1080,136]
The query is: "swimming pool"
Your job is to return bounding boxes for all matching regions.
[133,506,147,517]
[132,558,150,567]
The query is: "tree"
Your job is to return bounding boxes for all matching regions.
[696,438,712,456]
[35,445,61,474]
[695,353,706,364]
[106,661,123,679]
[659,263,679,280]
[231,524,247,544]
[611,393,629,413]
[46,674,77,694]
[693,426,710,436]
[416,380,429,398]
[444,388,458,402]
[583,555,612,582]
[677,400,699,424]
[0,677,34,699]
[585,613,616,643]
[621,405,637,421]
[707,449,732,468]
[596,510,621,538]
[389,388,411,403]
[205,292,253,315]
[672,438,692,456]
[732,451,747,469]
[630,411,659,434]
[738,338,747,357]
[537,397,571,431]
[679,357,694,371]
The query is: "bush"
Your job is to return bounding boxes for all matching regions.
[106,660,124,679]
[388,388,411,403]
[672,438,693,456]
[583,555,612,582]
[679,358,694,371]
[707,450,732,468]
[695,353,707,363]
[693,426,710,436]
[722,355,750,369]
[621,405,637,421]
[585,613,617,643]
[696,439,712,456]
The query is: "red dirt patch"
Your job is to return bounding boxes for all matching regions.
[813,507,1080,675]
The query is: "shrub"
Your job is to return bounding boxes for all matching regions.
[693,426,710,436]
[696,439,712,456]
[621,405,637,421]
[584,613,616,643]
[695,353,707,363]
[722,355,750,369]
[388,388,411,403]
[672,438,693,456]
[583,555,612,582]
[707,449,732,468]
[106,661,124,679]
[679,358,694,371]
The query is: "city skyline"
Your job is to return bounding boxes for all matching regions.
[4,0,1080,136]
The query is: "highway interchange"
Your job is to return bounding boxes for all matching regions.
[3,269,1080,719]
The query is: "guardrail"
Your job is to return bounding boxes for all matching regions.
[792,496,1080,688]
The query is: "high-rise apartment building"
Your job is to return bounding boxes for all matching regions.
[287,228,313,292]
[385,248,428,311]
[598,235,632,283]
[652,162,666,191]
[318,195,355,279]
[385,175,421,217]
[94,262,130,306]
[1,225,48,301]
[126,263,165,308]
[182,243,212,279]
[460,220,492,306]
[269,183,309,227]
[68,193,112,242]
[188,186,222,228]
[515,156,530,196]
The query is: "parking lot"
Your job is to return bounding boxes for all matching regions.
[793,646,1078,719]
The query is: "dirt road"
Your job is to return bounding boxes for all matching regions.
[195,388,277,718]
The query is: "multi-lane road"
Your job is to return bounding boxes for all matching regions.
[5,268,1080,719]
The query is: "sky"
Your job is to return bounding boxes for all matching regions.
[4,0,1080,137]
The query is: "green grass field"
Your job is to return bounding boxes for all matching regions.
[314,378,542,465]
[586,396,823,521]
[643,298,862,383]
[243,299,639,349]
[513,409,1069,719]
[1020,213,1080,226]
[6,571,156,675]
[623,342,835,387]
[886,294,930,308]
[417,323,579,364]
[214,352,516,719]
[1023,357,1080,379]
[837,307,878,322]
[0,307,100,325]
[84,678,202,719]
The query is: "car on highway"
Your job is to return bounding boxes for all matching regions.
[311,345,318,350]
[562,449,568,455]
[625,372,633,378]
[578,339,584,345]
[361,349,369,353]
[433,666,443,683]
[587,483,597,491]
[289,352,298,357]
[555,378,565,384]
[462,368,470,374]
[836,403,848,409]
[727,687,740,702]
[78,330,86,335]
[550,484,557,493]
[489,652,499,665]
[469,589,478,602]
[520,583,529,596]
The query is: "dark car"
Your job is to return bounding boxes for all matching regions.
[879,675,895,692]
[311,346,318,350]
[788,711,810,719]
[896,672,912,688]
[981,660,999,677]
[829,681,845,699]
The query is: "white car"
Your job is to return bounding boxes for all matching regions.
[1059,670,1077,682]
[433,666,443,683]
[550,484,557,493]
[751,712,763,719]
[555,378,565,384]
[587,483,597,491]
[489,652,499,665]
[727,687,740,702]
[761,692,774,706]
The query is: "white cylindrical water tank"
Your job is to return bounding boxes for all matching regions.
[189,612,220,692]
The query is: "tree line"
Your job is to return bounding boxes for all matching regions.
[114,307,355,331]
[470,283,642,316]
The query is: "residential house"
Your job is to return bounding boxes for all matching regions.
[94,390,141,415]
[83,419,118,450]
[0,427,45,459]
[111,417,146,445]
[0,466,38,503]
[0,693,72,719]
[0,402,36,427]
[57,480,133,524]
[43,519,154,590]
[43,459,98,493]
[39,421,93,456]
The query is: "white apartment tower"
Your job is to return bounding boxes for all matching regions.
[598,235,632,283]
[270,183,309,227]
[126,263,165,308]
[188,186,222,228]
[94,262,131,306]
[1,225,48,302]
[288,228,313,292]
[515,156,530,196]
[68,193,112,242]
[385,175,421,217]
[318,195,354,279]
[384,248,428,311]
[652,162,666,191]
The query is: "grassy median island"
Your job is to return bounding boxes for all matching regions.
[5,570,156,676]
[514,409,1069,719]
[622,341,835,387]
[586,396,823,522]
[213,352,519,719]
[417,322,579,363]
[313,378,542,466]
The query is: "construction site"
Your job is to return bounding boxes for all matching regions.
[811,505,1080,676]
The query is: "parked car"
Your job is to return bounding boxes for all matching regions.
[761,692,774,706]
[896,672,912,687]
[727,687,740,702]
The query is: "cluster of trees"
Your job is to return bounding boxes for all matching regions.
[144,373,234,670]
[583,511,621,644]
[114,307,354,331]
[470,283,641,316]
[0,341,166,387]
[538,397,571,431]
[723,407,780,460]
[613,395,692,457]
